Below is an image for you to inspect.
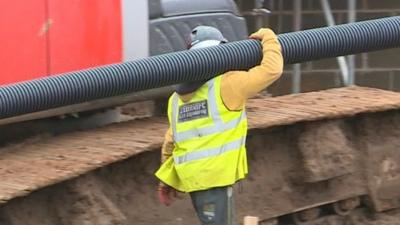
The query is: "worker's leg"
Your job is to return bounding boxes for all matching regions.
[190,186,235,225]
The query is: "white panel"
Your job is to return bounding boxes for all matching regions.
[121,0,149,61]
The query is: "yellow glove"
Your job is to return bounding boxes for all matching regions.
[249,28,278,46]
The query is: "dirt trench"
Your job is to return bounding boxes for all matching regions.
[0,110,400,225]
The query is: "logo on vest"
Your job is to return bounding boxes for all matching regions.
[178,100,208,122]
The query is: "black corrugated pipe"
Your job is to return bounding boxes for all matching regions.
[1,16,399,119]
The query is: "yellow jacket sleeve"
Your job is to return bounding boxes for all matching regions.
[161,128,174,163]
[221,28,284,110]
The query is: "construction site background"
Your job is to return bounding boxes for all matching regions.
[0,2,400,225]
[239,0,400,95]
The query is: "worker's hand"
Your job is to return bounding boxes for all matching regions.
[157,183,177,206]
[249,28,278,45]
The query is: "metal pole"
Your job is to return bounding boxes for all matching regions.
[269,0,274,11]
[278,0,283,33]
[254,0,265,29]
[320,0,350,86]
[348,0,356,85]
[292,0,302,93]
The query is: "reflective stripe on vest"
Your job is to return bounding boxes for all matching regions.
[171,79,246,142]
[173,136,246,164]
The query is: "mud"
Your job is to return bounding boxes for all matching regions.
[274,208,400,225]
[0,88,400,225]
[0,102,400,224]
[287,208,400,225]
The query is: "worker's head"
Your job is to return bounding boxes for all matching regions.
[188,26,228,50]
[175,26,227,95]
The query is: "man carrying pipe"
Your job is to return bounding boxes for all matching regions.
[155,25,284,225]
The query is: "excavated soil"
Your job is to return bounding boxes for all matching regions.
[0,110,400,225]
[289,208,400,225]
[1,87,400,225]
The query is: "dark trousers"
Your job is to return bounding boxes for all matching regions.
[190,186,235,225]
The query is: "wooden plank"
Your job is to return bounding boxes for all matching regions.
[244,216,259,225]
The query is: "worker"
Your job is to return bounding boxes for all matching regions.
[155,25,283,225]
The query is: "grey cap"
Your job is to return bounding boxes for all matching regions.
[189,26,228,48]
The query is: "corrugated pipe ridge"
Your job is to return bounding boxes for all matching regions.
[1,16,399,119]
[280,16,400,64]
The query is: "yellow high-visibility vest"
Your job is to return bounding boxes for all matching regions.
[155,76,248,192]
